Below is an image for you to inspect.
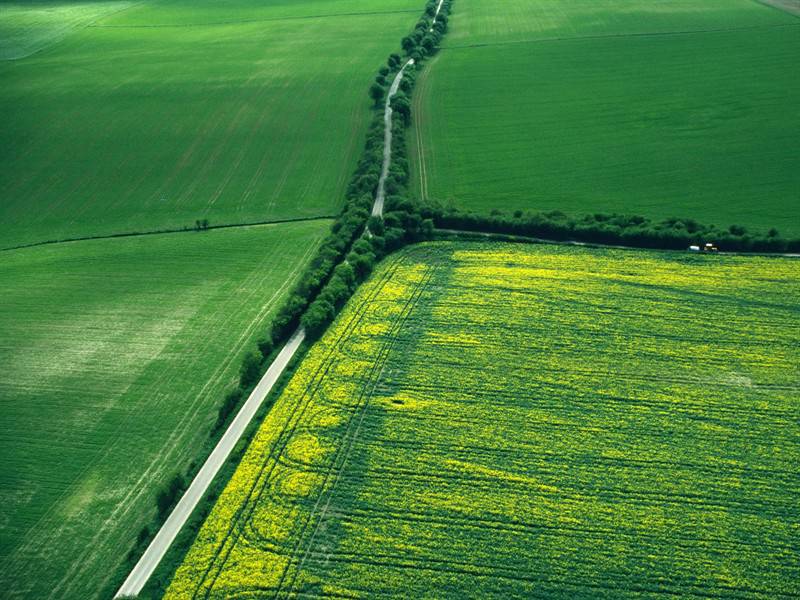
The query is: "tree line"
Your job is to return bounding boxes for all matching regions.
[418,203,800,253]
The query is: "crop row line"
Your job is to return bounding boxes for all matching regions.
[276,264,438,597]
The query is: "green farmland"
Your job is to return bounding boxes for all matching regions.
[411,0,800,235]
[0,0,421,248]
[168,241,800,598]
[3,0,799,598]
[0,220,329,599]
[0,0,135,60]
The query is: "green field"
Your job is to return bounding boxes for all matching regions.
[0,220,330,599]
[0,1,135,60]
[168,241,800,598]
[0,0,421,248]
[411,0,800,235]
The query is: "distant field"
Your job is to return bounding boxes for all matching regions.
[168,241,800,598]
[0,0,421,248]
[0,220,329,599]
[0,0,134,60]
[411,0,800,235]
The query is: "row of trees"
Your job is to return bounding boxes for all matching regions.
[402,1,449,61]
[295,1,452,339]
[420,203,800,253]
[369,0,450,108]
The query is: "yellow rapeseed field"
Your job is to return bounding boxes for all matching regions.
[168,242,800,598]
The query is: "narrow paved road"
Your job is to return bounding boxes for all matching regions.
[114,328,305,598]
[374,0,443,216]
[372,58,415,217]
[430,0,445,31]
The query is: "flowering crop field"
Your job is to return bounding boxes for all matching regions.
[168,241,800,598]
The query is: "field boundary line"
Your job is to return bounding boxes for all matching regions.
[88,8,421,29]
[434,229,800,258]
[0,215,335,253]
[443,21,800,50]
[113,328,307,598]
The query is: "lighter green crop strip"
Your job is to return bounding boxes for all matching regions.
[0,222,331,600]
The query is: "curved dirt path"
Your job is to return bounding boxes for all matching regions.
[372,58,415,217]
[114,328,305,598]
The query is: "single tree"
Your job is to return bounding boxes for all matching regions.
[369,83,385,106]
[239,351,261,388]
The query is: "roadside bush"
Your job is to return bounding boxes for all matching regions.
[256,337,273,359]
[333,262,356,288]
[300,298,336,339]
[370,234,387,257]
[348,251,376,281]
[351,238,375,256]
[239,351,262,388]
[369,82,385,106]
[213,388,244,432]
[156,474,185,519]
[391,93,412,125]
[367,215,385,235]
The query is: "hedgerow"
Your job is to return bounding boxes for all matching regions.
[420,202,800,253]
[298,0,452,340]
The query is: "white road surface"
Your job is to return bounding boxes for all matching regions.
[430,0,445,31]
[114,327,306,598]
